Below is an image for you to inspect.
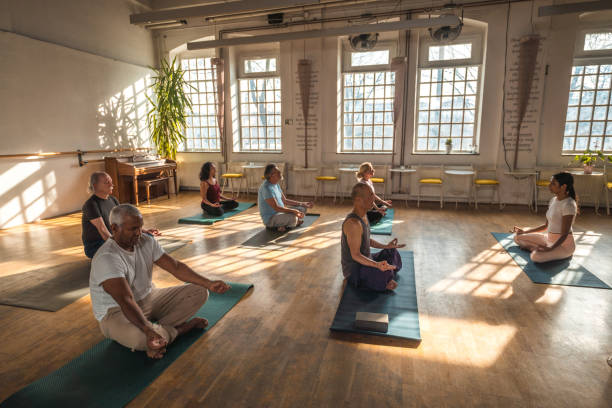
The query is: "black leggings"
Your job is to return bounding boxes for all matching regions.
[367,210,383,225]
[201,200,239,216]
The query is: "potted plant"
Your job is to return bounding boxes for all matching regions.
[147,57,194,160]
[445,138,452,154]
[573,149,604,174]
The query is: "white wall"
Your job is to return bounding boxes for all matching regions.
[0,0,156,228]
[164,2,610,205]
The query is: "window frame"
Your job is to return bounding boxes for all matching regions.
[237,53,282,153]
[574,28,612,59]
[339,42,398,154]
[178,53,222,153]
[414,33,484,154]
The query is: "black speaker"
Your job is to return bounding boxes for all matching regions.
[267,13,283,25]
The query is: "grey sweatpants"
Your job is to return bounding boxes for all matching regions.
[266,206,307,229]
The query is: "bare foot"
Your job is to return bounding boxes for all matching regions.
[145,334,167,359]
[386,280,398,291]
[296,220,304,227]
[176,317,209,336]
[277,226,287,232]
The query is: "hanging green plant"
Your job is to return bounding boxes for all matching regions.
[146,57,195,160]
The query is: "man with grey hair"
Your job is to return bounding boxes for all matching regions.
[90,204,231,359]
[81,171,158,258]
[258,163,314,232]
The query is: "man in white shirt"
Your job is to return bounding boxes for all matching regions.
[90,204,230,359]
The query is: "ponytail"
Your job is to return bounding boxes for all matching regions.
[553,171,579,211]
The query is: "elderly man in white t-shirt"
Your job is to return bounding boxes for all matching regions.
[90,204,230,359]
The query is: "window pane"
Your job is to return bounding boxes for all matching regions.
[584,32,612,51]
[351,50,390,67]
[181,57,220,152]
[415,65,480,152]
[429,43,472,61]
[244,58,277,73]
[341,70,394,152]
[239,76,282,151]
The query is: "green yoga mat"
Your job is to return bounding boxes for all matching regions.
[370,208,394,235]
[492,232,611,289]
[0,282,253,408]
[240,214,320,250]
[178,202,256,225]
[0,238,191,312]
[330,250,421,341]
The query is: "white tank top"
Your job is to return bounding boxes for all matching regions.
[546,197,577,234]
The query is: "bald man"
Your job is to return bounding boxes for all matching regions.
[341,183,405,291]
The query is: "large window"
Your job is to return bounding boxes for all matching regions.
[181,57,220,152]
[238,56,281,152]
[416,38,483,153]
[341,46,395,152]
[563,31,612,153]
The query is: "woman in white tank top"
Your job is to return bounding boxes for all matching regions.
[512,172,578,263]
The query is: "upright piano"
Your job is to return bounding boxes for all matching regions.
[105,155,178,205]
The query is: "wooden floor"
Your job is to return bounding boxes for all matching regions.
[0,192,611,407]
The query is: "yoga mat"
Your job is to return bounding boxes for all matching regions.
[0,282,253,408]
[178,202,256,225]
[240,214,320,250]
[330,250,421,340]
[370,208,394,235]
[0,238,192,312]
[492,232,611,289]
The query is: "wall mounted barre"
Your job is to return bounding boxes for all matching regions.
[0,147,151,167]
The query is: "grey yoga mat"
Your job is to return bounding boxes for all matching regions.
[492,232,610,289]
[240,214,320,250]
[0,237,192,312]
[330,250,421,341]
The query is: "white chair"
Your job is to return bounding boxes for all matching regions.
[314,166,339,202]
[473,167,502,209]
[221,162,246,199]
[416,165,444,208]
[444,164,474,208]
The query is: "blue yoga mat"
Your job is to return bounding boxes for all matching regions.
[330,250,421,341]
[370,208,394,235]
[492,232,611,289]
[0,282,253,408]
[178,202,255,225]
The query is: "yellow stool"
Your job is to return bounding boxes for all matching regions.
[314,175,338,202]
[221,173,245,199]
[473,179,501,209]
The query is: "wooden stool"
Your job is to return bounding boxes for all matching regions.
[141,177,170,204]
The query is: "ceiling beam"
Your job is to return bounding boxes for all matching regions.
[187,15,461,49]
[130,0,320,24]
[538,0,612,17]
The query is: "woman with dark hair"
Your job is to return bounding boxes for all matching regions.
[512,172,578,263]
[200,162,239,216]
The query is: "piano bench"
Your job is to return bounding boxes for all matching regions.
[140,177,170,204]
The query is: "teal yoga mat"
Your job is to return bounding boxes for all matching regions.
[178,202,256,225]
[0,282,253,408]
[330,250,421,341]
[370,208,394,235]
[492,232,611,289]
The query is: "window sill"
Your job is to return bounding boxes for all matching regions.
[337,151,393,155]
[233,151,283,154]
[178,150,222,153]
[412,152,480,155]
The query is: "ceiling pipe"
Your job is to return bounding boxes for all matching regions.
[539,0,612,17]
[187,15,460,49]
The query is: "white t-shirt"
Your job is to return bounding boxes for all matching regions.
[546,196,577,234]
[89,234,165,321]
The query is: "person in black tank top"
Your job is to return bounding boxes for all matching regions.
[341,183,405,291]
